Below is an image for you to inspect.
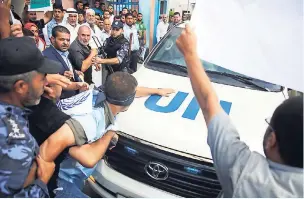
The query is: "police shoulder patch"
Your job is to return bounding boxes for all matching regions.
[2,116,26,141]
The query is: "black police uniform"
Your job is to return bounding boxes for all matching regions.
[102,21,131,84]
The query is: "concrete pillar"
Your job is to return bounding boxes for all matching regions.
[62,0,74,9]
[149,0,155,50]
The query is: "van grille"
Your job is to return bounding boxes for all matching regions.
[105,136,222,198]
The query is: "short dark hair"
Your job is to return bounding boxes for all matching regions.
[174,12,180,16]
[115,15,121,20]
[101,3,105,6]
[53,4,64,11]
[270,96,303,168]
[138,13,143,16]
[75,1,83,7]
[122,7,128,11]
[23,28,34,37]
[104,72,138,106]
[95,13,101,17]
[125,13,133,18]
[52,25,70,38]
[84,3,89,8]
[78,10,85,15]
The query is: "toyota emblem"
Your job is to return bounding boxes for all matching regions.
[144,162,169,180]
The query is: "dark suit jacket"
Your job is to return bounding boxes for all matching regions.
[43,46,81,99]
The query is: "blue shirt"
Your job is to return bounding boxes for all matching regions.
[92,8,103,16]
[0,102,49,197]
[47,19,62,40]
[58,90,114,188]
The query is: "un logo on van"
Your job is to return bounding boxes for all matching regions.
[144,91,232,120]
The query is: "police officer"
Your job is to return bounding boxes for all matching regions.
[0,37,61,197]
[92,21,130,84]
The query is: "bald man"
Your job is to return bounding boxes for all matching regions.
[100,18,112,44]
[69,25,98,85]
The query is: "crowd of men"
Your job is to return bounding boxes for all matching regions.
[0,0,303,198]
[15,0,151,86]
[0,0,174,198]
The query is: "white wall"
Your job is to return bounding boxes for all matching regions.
[167,0,196,15]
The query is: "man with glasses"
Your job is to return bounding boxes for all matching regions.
[176,24,303,197]
[157,14,169,42]
[92,21,130,83]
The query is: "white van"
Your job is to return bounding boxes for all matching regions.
[88,24,287,198]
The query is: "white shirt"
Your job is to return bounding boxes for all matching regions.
[109,15,114,24]
[43,24,51,47]
[83,23,103,49]
[100,29,111,45]
[157,21,169,42]
[64,23,80,43]
[123,24,140,51]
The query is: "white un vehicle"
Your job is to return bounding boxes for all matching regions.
[88,24,287,198]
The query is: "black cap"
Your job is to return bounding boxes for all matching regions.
[112,21,124,29]
[0,37,61,76]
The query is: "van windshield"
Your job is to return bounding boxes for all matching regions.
[147,27,282,92]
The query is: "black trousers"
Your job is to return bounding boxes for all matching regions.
[102,65,109,85]
[130,50,139,73]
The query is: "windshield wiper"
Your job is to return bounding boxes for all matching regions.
[149,60,188,73]
[206,70,270,91]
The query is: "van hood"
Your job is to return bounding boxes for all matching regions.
[116,67,286,159]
